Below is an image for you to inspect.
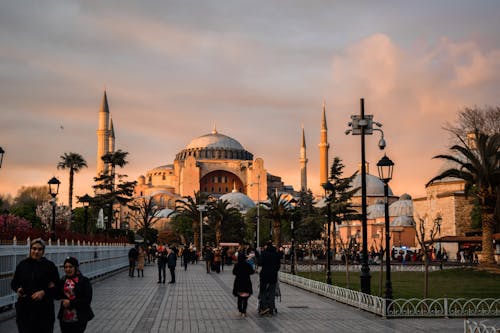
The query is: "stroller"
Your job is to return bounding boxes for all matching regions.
[258,280,281,316]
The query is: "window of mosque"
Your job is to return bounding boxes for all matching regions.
[204,187,207,192]
[211,187,214,192]
[225,187,228,192]
[218,176,222,183]
[218,187,222,192]
[162,173,165,180]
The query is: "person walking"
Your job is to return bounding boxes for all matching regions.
[136,246,145,278]
[258,241,281,316]
[157,246,167,283]
[167,247,177,283]
[232,252,255,317]
[213,247,222,273]
[204,246,214,274]
[58,257,94,333]
[128,245,138,277]
[182,245,190,271]
[11,238,60,333]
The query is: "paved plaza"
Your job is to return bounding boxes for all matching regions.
[0,260,466,332]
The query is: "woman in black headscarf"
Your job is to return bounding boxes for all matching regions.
[58,257,94,333]
[232,251,255,317]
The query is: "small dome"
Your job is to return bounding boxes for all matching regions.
[156,208,174,218]
[220,190,255,212]
[367,200,385,219]
[391,216,415,227]
[350,173,394,197]
[390,196,413,217]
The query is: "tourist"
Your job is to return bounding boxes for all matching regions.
[157,246,167,283]
[167,247,177,283]
[258,241,281,316]
[204,246,214,273]
[58,257,94,333]
[128,245,138,277]
[232,252,255,317]
[11,238,60,333]
[136,245,145,278]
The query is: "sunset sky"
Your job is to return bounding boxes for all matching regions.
[1,1,500,206]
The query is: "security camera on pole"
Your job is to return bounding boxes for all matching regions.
[345,98,386,295]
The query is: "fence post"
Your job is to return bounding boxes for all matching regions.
[444,298,448,318]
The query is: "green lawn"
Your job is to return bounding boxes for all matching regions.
[297,267,500,299]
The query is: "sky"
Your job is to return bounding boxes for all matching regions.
[1,1,500,206]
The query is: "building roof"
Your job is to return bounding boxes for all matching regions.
[390,215,415,227]
[350,173,394,197]
[186,128,245,150]
[389,194,413,217]
[220,189,255,212]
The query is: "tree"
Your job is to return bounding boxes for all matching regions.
[445,106,500,139]
[57,152,87,229]
[170,214,194,244]
[11,186,52,228]
[207,199,241,245]
[427,130,500,264]
[263,192,292,246]
[171,192,207,248]
[128,196,163,244]
[415,215,441,298]
[93,150,136,229]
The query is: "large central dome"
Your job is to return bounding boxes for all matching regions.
[186,130,245,150]
[175,127,253,162]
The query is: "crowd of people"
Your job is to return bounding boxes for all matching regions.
[10,238,286,333]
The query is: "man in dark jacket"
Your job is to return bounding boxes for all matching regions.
[128,245,138,277]
[258,241,281,316]
[11,238,60,333]
[167,247,177,283]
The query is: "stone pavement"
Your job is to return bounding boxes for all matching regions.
[0,260,465,332]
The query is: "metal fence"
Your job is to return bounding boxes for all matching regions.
[279,272,500,318]
[281,263,447,273]
[0,239,130,308]
[464,319,500,333]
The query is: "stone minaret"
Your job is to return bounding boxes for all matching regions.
[97,90,110,177]
[300,124,308,191]
[318,100,329,187]
[108,117,115,154]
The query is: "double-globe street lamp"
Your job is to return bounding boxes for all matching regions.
[346,98,386,294]
[322,181,335,285]
[376,154,394,301]
[290,218,295,275]
[48,176,61,240]
[197,204,206,256]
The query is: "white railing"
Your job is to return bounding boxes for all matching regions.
[279,272,500,318]
[464,319,500,333]
[282,263,448,272]
[0,239,130,308]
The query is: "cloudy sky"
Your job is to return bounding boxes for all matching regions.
[1,1,499,205]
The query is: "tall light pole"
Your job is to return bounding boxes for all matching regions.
[346,98,386,295]
[78,194,92,234]
[377,154,394,301]
[48,176,61,240]
[0,146,5,168]
[322,181,334,285]
[290,218,295,275]
[198,204,206,255]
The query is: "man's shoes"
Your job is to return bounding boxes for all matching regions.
[168,281,175,284]
[157,281,161,283]
[162,281,165,284]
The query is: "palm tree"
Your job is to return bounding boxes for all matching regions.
[427,131,500,265]
[263,192,292,246]
[57,152,87,228]
[171,191,207,248]
[207,199,240,246]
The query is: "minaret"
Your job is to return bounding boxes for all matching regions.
[97,90,110,177]
[108,117,115,154]
[300,124,308,191]
[318,100,329,187]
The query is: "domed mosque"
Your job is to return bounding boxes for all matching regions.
[134,126,268,210]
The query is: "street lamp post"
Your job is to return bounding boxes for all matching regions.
[79,194,92,234]
[198,204,206,256]
[48,176,61,240]
[290,219,295,274]
[346,98,386,295]
[377,154,394,301]
[322,181,334,285]
[0,146,5,168]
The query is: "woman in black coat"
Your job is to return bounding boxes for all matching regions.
[58,257,94,333]
[232,252,255,317]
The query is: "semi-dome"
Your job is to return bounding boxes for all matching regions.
[367,199,385,219]
[390,194,413,217]
[220,189,255,212]
[350,173,394,197]
[175,128,253,162]
[391,215,415,227]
